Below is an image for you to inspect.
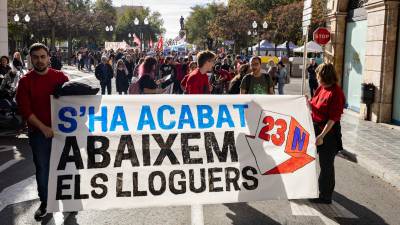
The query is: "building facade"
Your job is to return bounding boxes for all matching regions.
[0,0,8,56]
[326,0,400,124]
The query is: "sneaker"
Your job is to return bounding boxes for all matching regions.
[34,202,47,221]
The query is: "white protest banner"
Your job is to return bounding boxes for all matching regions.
[48,95,318,212]
[105,41,130,51]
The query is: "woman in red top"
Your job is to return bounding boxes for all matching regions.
[309,63,345,204]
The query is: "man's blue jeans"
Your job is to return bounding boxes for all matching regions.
[29,131,52,203]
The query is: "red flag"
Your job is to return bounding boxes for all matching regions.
[133,34,141,47]
[157,36,163,51]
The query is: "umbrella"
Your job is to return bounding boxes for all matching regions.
[293,41,323,53]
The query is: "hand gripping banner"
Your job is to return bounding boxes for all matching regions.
[48,95,318,212]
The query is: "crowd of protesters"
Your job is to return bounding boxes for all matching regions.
[70,47,292,96]
[0,42,345,221]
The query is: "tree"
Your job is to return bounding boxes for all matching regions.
[185,3,224,49]
[310,0,328,31]
[264,1,303,56]
[7,0,117,53]
[115,6,164,48]
[208,3,259,53]
[228,0,297,17]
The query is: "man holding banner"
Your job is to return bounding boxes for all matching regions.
[16,43,69,221]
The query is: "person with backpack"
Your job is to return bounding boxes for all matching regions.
[228,63,250,94]
[240,56,274,94]
[95,56,113,95]
[276,61,288,95]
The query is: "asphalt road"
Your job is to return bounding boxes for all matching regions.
[0,66,399,225]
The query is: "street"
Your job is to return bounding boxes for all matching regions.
[1,66,400,225]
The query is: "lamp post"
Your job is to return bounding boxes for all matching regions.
[249,20,268,56]
[13,13,30,51]
[134,17,149,52]
[105,25,113,41]
[248,30,254,55]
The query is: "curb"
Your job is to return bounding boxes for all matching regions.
[340,148,400,190]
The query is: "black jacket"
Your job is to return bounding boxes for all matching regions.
[95,63,113,84]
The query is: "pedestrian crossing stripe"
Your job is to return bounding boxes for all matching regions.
[290,199,357,225]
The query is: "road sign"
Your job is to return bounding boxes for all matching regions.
[302,20,311,27]
[303,7,312,16]
[303,27,308,36]
[303,14,312,21]
[313,27,331,45]
[304,0,312,9]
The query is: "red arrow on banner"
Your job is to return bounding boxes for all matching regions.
[264,117,314,175]
[245,112,315,175]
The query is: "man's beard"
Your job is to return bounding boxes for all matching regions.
[33,64,48,73]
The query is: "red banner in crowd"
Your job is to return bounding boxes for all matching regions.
[157,36,164,51]
[133,34,141,47]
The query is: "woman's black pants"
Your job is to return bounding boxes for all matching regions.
[314,123,339,201]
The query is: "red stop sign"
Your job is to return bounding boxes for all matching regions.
[313,27,331,45]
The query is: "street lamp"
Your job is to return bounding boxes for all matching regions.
[105,25,113,41]
[263,21,268,29]
[24,14,30,22]
[13,13,30,50]
[248,30,255,55]
[252,21,257,29]
[134,17,149,51]
[249,21,268,56]
[14,14,20,22]
[105,25,113,32]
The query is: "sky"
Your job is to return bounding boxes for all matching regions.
[113,0,228,39]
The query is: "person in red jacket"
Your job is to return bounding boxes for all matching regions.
[16,43,69,220]
[185,51,215,94]
[309,63,345,204]
[181,61,197,93]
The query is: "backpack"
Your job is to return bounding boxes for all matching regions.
[245,73,271,94]
[128,76,141,94]
[53,81,99,98]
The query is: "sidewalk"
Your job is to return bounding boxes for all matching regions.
[340,111,400,189]
[285,77,400,190]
